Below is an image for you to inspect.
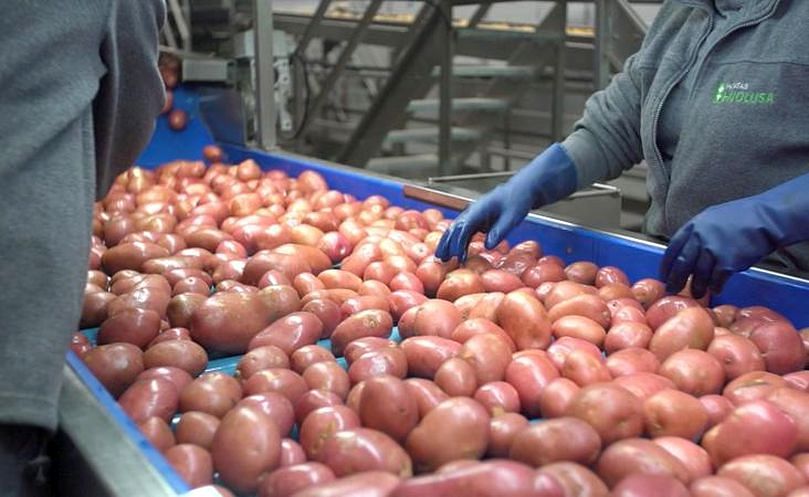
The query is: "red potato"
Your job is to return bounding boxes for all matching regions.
[480,269,524,293]
[397,299,461,339]
[452,293,486,320]
[594,265,629,287]
[632,278,667,309]
[400,336,461,378]
[273,244,332,275]
[723,371,788,406]
[654,437,713,482]
[317,232,353,264]
[363,261,398,285]
[510,417,602,467]
[290,345,336,375]
[467,292,507,322]
[302,361,350,400]
[289,471,400,497]
[700,394,734,429]
[343,337,397,365]
[450,318,516,352]
[189,292,277,354]
[358,280,392,299]
[597,438,690,488]
[598,283,635,302]
[718,455,806,497]
[474,381,521,415]
[137,417,175,453]
[565,261,598,285]
[243,369,308,406]
[646,296,701,330]
[390,460,539,497]
[702,400,799,467]
[83,343,144,397]
[785,371,809,392]
[604,322,654,353]
[566,383,644,444]
[389,272,424,294]
[211,406,282,493]
[459,333,512,384]
[643,389,709,439]
[292,273,325,297]
[248,312,323,355]
[237,393,296,437]
[179,373,242,418]
[612,474,690,497]
[548,294,611,329]
[164,444,214,489]
[767,388,809,452]
[712,304,740,328]
[294,390,343,425]
[547,336,603,372]
[561,349,611,387]
[434,358,478,397]
[340,295,390,319]
[613,372,676,401]
[358,376,418,443]
[317,428,412,478]
[708,333,766,380]
[236,345,290,380]
[175,411,220,450]
[539,377,580,419]
[405,397,490,473]
[347,347,408,384]
[691,476,757,497]
[415,260,448,298]
[318,269,363,291]
[436,269,486,301]
[793,454,809,481]
[606,348,661,377]
[257,462,336,497]
[166,293,207,329]
[521,261,567,287]
[387,290,428,323]
[330,309,393,356]
[749,321,806,375]
[551,315,607,347]
[143,340,208,377]
[659,349,725,396]
[102,242,170,274]
[299,406,360,460]
[135,366,193,394]
[301,299,341,339]
[118,378,179,423]
[610,303,649,326]
[81,291,117,328]
[649,307,715,361]
[496,291,553,350]
[403,378,449,418]
[505,352,560,418]
[537,462,609,497]
[487,413,530,457]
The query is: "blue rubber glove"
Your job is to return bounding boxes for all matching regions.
[661,171,809,298]
[435,143,578,262]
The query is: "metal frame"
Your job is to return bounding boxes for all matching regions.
[253,0,277,149]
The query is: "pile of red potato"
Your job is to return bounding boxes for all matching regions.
[75,146,809,497]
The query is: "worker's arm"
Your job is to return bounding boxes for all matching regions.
[661,171,809,298]
[561,51,645,190]
[93,0,166,198]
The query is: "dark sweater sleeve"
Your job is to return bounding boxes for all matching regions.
[561,52,645,190]
[94,0,166,197]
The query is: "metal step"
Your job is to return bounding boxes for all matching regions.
[384,127,482,145]
[407,97,509,113]
[367,154,439,174]
[432,65,536,80]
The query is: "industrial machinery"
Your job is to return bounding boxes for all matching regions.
[53,3,809,496]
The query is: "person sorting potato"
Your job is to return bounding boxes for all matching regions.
[0,1,165,494]
[436,0,809,299]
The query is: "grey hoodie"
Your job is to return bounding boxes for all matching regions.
[562,0,809,275]
[0,1,165,431]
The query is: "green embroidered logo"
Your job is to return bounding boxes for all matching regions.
[713,82,775,105]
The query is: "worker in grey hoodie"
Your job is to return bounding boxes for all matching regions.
[437,0,809,299]
[0,1,165,494]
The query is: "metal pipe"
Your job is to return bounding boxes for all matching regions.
[438,0,454,176]
[594,0,611,89]
[254,0,277,150]
[292,0,332,59]
[552,0,568,141]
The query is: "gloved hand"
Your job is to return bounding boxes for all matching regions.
[435,143,578,262]
[660,171,809,298]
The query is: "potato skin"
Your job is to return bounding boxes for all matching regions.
[211,405,282,493]
[510,417,602,467]
[317,427,413,478]
[405,397,490,473]
[330,310,393,356]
